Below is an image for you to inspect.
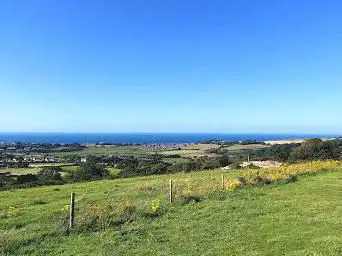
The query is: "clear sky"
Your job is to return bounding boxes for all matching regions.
[1,0,341,133]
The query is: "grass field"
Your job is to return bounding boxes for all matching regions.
[55,144,221,158]
[0,165,120,178]
[55,145,153,157]
[2,163,342,255]
[160,143,220,157]
[107,167,121,177]
[29,163,74,168]
[162,157,190,164]
[224,143,269,151]
[0,167,41,175]
[52,143,267,159]
[0,165,78,176]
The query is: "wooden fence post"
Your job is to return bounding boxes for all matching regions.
[69,193,75,230]
[221,174,225,190]
[169,179,173,203]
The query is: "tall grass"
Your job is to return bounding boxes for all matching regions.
[224,160,342,191]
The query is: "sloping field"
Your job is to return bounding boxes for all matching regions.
[0,167,41,175]
[160,143,220,157]
[55,145,152,157]
[1,165,342,255]
[224,143,269,151]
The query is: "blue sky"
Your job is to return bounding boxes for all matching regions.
[0,0,341,133]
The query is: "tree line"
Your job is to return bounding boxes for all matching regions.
[252,139,342,162]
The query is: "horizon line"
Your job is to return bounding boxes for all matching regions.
[0,131,340,136]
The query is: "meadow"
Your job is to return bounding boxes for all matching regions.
[0,167,41,175]
[0,163,76,176]
[1,161,342,255]
[224,144,269,151]
[55,145,154,157]
[53,143,258,158]
[0,165,78,176]
[160,143,220,157]
[0,165,121,178]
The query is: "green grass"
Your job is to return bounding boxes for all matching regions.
[55,145,153,157]
[107,167,121,177]
[29,163,74,168]
[53,143,266,159]
[0,167,41,175]
[162,157,190,164]
[54,143,221,158]
[0,165,79,176]
[2,168,342,255]
[224,143,269,151]
[160,143,220,157]
[61,165,80,172]
[60,166,121,177]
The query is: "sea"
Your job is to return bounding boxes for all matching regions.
[0,133,338,144]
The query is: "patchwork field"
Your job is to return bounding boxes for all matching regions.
[1,162,342,255]
[160,143,220,157]
[55,145,153,157]
[53,143,227,158]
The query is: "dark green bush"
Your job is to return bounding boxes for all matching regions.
[38,168,63,184]
[180,196,204,205]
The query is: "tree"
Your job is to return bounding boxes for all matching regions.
[290,139,341,162]
[17,174,38,184]
[218,154,232,167]
[38,167,63,184]
[73,156,109,180]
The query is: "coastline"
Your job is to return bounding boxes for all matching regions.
[0,132,338,144]
[264,137,336,145]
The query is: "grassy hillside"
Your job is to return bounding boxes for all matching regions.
[1,164,342,255]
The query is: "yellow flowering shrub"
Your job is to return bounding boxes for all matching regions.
[84,202,109,219]
[117,200,136,218]
[222,160,342,190]
[61,204,70,213]
[7,207,22,217]
[268,173,286,182]
[150,199,162,213]
[0,207,22,218]
[226,178,243,191]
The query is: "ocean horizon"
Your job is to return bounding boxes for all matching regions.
[0,132,338,144]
